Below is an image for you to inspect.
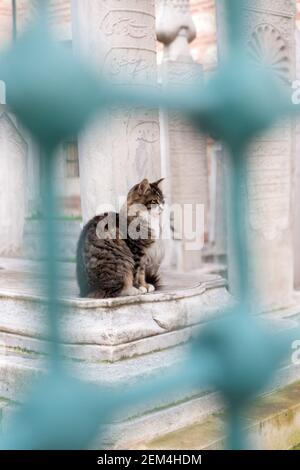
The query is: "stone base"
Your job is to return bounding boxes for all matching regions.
[137,380,300,450]
[0,258,230,363]
[0,257,232,447]
[0,258,299,449]
[106,305,300,448]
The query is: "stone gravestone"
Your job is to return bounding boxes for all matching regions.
[71,0,161,222]
[208,142,227,264]
[217,0,295,311]
[0,108,27,256]
[156,0,209,271]
[0,81,5,104]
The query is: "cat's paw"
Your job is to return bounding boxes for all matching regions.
[145,284,155,293]
[138,286,148,294]
[121,286,141,297]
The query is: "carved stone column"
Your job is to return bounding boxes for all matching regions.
[156,0,209,271]
[0,106,27,255]
[71,0,161,222]
[217,0,296,310]
[208,143,227,264]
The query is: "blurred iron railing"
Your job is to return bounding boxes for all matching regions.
[0,0,299,450]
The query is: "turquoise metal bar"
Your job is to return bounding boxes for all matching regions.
[0,0,298,450]
[12,0,17,42]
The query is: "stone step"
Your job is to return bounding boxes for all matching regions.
[133,380,300,450]
[1,328,300,449]
[0,257,300,449]
[0,257,231,365]
[0,398,15,437]
[0,257,233,446]
[2,359,300,449]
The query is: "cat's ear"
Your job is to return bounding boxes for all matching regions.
[153,178,165,188]
[138,179,150,195]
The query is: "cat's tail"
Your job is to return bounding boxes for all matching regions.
[86,284,124,299]
[146,270,161,290]
[76,226,90,298]
[86,290,114,299]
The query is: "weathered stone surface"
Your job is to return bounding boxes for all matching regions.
[207,143,227,262]
[217,0,296,311]
[1,311,300,449]
[71,0,161,222]
[137,380,300,451]
[157,0,209,271]
[0,262,299,448]
[0,256,233,448]
[0,258,230,361]
[0,109,27,256]
[0,81,5,104]
[104,392,223,450]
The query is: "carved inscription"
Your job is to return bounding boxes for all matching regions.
[245,18,292,240]
[163,59,208,257]
[72,0,160,222]
[101,10,153,39]
[246,122,291,240]
[104,48,156,85]
[247,0,294,16]
[127,115,160,184]
[164,61,208,204]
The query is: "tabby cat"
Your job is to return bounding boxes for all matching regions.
[76,178,165,298]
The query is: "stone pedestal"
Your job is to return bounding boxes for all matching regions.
[1,258,300,448]
[71,0,161,222]
[0,107,27,256]
[217,0,296,311]
[156,0,209,271]
[206,143,227,264]
[0,257,232,447]
[245,121,294,311]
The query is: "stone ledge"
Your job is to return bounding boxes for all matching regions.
[1,311,300,448]
[0,258,231,361]
[1,258,299,448]
[137,380,300,450]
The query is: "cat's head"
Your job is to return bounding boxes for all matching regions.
[127,178,165,217]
